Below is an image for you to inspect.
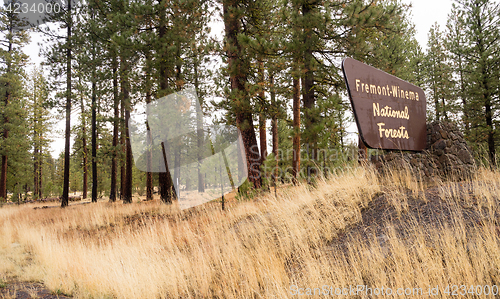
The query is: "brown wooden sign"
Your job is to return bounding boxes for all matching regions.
[342,57,427,151]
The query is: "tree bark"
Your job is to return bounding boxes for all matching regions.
[292,69,301,183]
[124,108,133,203]
[121,57,133,203]
[223,0,262,189]
[91,73,98,203]
[194,57,205,193]
[270,74,278,185]
[61,3,72,208]
[33,85,39,199]
[301,3,317,165]
[173,50,183,196]
[0,21,14,200]
[476,14,496,166]
[145,52,153,201]
[38,150,42,198]
[120,86,125,200]
[259,60,267,163]
[157,0,176,203]
[80,81,88,200]
[33,137,38,199]
[109,55,118,202]
[458,54,469,135]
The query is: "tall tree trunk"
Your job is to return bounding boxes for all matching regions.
[80,84,88,200]
[223,0,262,189]
[259,61,267,163]
[91,72,98,203]
[120,88,125,200]
[458,54,469,135]
[33,139,38,199]
[0,28,13,200]
[0,148,7,200]
[38,148,42,198]
[33,88,39,199]
[110,55,118,202]
[194,57,205,193]
[482,72,495,166]
[301,3,317,164]
[61,0,72,208]
[120,57,133,203]
[124,108,133,203]
[145,52,153,201]
[292,67,301,183]
[270,74,278,185]
[173,50,183,195]
[157,0,175,203]
[476,15,496,167]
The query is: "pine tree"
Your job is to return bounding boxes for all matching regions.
[446,6,471,133]
[0,4,30,200]
[29,68,51,200]
[452,0,500,166]
[37,0,78,207]
[424,23,455,122]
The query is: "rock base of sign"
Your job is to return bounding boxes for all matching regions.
[370,122,475,180]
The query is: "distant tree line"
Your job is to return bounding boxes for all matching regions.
[424,0,500,166]
[0,0,498,204]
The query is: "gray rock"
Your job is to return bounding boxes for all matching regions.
[372,121,475,179]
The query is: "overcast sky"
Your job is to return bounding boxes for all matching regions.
[402,0,454,48]
[22,0,472,157]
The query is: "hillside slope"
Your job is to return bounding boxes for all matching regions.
[1,167,499,298]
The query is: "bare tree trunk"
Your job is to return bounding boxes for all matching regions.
[173,53,183,196]
[33,88,39,199]
[38,150,42,198]
[124,108,133,203]
[160,142,173,203]
[259,115,267,161]
[483,75,496,166]
[91,72,98,203]
[458,54,469,135]
[120,89,125,200]
[33,142,38,199]
[0,153,7,200]
[258,60,267,163]
[120,57,133,204]
[157,1,176,203]
[292,69,301,183]
[80,85,88,200]
[109,55,118,202]
[145,53,153,201]
[61,4,72,208]
[270,74,278,185]
[223,0,262,189]
[476,14,496,167]
[301,3,317,166]
[194,58,205,193]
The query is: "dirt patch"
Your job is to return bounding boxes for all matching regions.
[0,281,71,299]
[329,182,500,252]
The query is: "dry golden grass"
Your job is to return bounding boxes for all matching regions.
[1,166,500,298]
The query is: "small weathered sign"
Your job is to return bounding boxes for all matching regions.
[342,57,427,151]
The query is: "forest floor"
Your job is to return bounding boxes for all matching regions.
[1,167,500,298]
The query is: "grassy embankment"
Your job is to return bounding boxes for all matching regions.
[1,166,500,298]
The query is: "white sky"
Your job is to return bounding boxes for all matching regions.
[402,0,454,49]
[21,0,465,157]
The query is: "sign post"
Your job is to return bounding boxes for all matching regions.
[342,58,426,151]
